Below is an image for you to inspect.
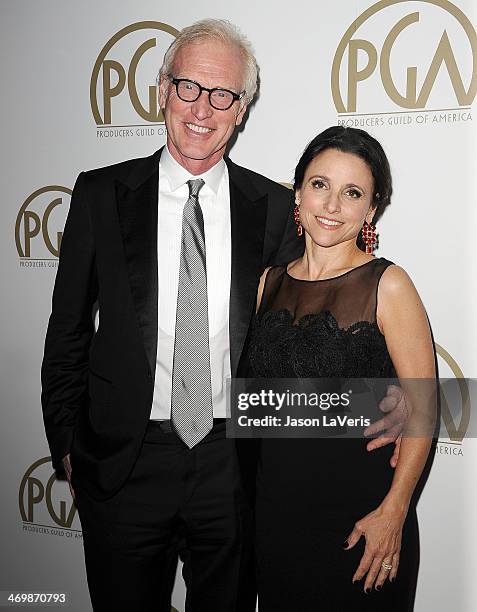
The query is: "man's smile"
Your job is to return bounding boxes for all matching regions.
[185,122,213,134]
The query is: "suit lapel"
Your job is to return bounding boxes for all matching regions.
[115,150,268,379]
[227,159,268,376]
[116,148,162,377]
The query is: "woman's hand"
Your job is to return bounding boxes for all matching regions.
[344,499,407,591]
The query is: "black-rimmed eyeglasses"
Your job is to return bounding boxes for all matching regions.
[169,75,245,111]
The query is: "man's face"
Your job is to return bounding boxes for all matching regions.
[159,39,248,174]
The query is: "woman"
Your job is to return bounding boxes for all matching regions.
[246,126,435,610]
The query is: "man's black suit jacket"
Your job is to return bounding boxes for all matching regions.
[41,147,303,501]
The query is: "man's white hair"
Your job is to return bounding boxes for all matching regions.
[159,18,258,106]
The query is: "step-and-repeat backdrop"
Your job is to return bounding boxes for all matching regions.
[1,1,476,610]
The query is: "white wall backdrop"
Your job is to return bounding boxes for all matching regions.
[1,0,476,610]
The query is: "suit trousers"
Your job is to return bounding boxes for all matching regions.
[73,419,256,612]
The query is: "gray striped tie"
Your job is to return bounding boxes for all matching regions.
[171,178,213,448]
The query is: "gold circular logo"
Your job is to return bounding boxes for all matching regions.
[15,185,72,259]
[331,0,477,113]
[90,21,179,126]
[19,457,78,528]
[435,343,470,442]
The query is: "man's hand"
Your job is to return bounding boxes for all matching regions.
[62,453,75,499]
[364,385,408,468]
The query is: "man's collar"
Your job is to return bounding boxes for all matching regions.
[161,144,226,194]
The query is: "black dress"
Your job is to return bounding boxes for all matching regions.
[245,258,419,611]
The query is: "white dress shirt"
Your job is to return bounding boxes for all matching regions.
[150,146,232,419]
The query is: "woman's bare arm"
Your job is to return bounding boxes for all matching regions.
[346,265,436,590]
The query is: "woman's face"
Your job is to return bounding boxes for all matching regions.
[296,148,376,249]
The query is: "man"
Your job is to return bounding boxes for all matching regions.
[41,18,402,612]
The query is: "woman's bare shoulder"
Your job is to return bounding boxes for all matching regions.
[379,264,417,299]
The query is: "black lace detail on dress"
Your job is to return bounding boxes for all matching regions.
[248,308,395,379]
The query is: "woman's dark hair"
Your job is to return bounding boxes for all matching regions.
[294,126,392,251]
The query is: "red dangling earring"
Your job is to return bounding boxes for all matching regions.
[361,221,377,254]
[294,202,303,237]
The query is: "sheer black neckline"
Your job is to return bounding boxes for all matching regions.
[285,257,380,283]
[245,257,396,380]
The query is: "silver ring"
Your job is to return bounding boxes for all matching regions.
[381,561,393,571]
